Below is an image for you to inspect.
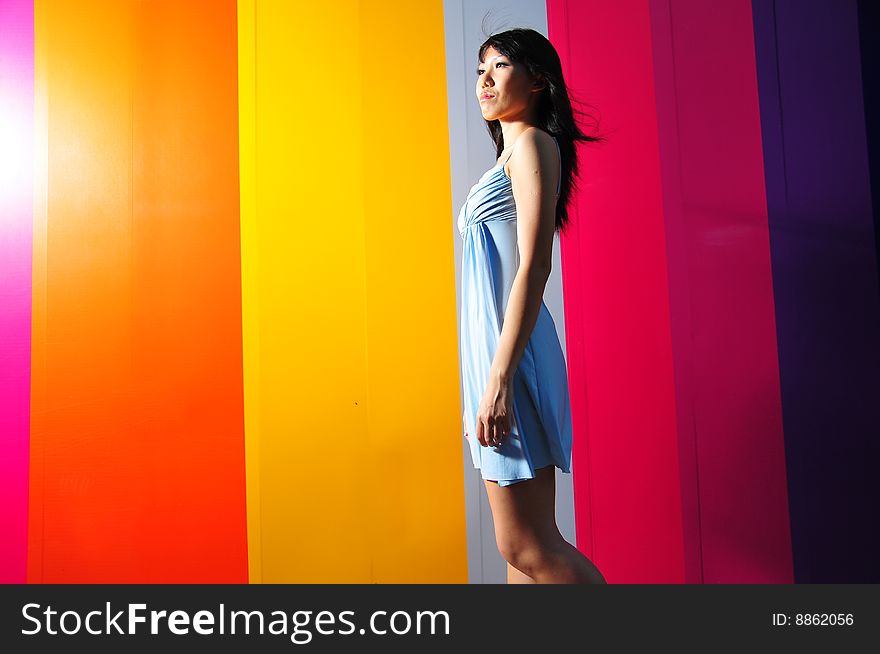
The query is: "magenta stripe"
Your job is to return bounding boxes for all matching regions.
[650,0,792,582]
[0,0,34,583]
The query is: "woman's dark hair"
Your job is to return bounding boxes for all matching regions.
[478,27,606,233]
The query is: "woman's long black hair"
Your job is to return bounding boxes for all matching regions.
[478,27,606,234]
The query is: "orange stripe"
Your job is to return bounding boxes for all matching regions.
[29,0,246,582]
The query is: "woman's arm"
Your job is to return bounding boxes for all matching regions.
[490,127,559,384]
[475,127,560,447]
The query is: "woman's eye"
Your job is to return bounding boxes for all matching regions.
[476,62,506,75]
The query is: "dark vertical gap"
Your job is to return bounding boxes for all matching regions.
[752,0,801,582]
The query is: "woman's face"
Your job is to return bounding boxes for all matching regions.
[476,46,534,123]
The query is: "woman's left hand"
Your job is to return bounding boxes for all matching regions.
[476,375,514,448]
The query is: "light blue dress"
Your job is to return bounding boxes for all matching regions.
[457,135,573,486]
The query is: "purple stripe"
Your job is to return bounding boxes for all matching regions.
[753,0,880,582]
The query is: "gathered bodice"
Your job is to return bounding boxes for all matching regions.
[457,136,562,320]
[457,163,518,236]
[457,136,560,237]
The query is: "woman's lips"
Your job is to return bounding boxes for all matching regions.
[480,95,495,101]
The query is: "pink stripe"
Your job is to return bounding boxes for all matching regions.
[550,0,685,582]
[649,0,703,583]
[0,0,34,584]
[548,0,596,557]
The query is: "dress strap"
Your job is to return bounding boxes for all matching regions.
[501,144,517,167]
[553,136,561,196]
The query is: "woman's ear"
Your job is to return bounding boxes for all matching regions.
[532,74,547,92]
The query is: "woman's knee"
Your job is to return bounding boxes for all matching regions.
[496,533,541,572]
[497,525,566,569]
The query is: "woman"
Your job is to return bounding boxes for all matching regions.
[457,28,606,584]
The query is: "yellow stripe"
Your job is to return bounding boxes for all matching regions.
[359,0,468,582]
[240,0,467,581]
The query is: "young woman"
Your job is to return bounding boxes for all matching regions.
[457,28,606,584]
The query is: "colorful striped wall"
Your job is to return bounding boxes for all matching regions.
[1,0,877,584]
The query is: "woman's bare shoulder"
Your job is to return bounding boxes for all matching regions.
[509,127,558,170]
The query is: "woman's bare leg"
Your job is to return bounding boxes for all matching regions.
[485,466,607,584]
